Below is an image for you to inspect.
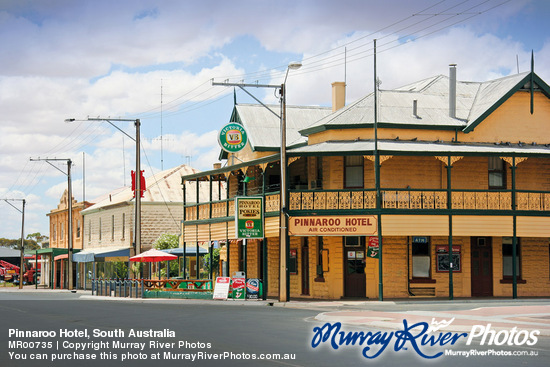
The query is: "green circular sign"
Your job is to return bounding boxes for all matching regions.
[218,123,248,153]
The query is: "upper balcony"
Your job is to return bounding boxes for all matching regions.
[183,188,550,222]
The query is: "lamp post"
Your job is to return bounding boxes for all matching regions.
[30,158,73,289]
[66,118,142,257]
[213,61,302,302]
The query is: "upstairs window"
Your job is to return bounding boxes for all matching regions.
[344,156,364,188]
[489,157,506,189]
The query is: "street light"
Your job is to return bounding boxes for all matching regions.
[213,61,302,302]
[66,118,142,257]
[30,158,73,290]
[2,199,25,289]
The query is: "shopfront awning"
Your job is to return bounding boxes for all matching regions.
[73,247,131,263]
[163,245,208,256]
[54,254,68,261]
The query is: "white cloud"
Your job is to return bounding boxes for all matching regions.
[0,0,547,240]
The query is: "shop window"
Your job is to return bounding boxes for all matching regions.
[344,156,364,188]
[502,237,521,279]
[412,237,431,279]
[489,157,506,189]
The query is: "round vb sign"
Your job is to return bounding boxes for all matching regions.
[218,123,248,153]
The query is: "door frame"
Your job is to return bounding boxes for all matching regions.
[343,236,367,298]
[471,237,493,297]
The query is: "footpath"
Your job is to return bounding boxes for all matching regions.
[279,298,550,336]
[3,286,550,336]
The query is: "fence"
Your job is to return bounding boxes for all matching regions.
[91,279,144,298]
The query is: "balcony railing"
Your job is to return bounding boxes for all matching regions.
[184,189,550,221]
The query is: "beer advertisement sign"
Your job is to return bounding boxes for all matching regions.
[218,123,248,153]
[235,197,264,239]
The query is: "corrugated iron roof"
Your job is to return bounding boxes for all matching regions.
[300,72,533,135]
[83,164,216,212]
[235,104,332,149]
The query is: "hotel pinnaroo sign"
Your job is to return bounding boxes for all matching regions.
[289,215,377,236]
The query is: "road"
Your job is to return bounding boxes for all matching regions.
[0,291,548,367]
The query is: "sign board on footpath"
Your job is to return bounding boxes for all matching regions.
[213,277,231,299]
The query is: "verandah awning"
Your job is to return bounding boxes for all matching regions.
[73,247,131,263]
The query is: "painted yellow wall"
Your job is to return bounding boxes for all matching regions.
[307,91,550,146]
[492,237,550,297]
[461,92,550,144]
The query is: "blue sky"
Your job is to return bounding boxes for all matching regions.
[0,0,549,239]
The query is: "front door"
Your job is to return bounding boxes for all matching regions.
[344,237,366,297]
[471,237,493,297]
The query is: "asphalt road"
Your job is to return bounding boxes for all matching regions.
[0,291,548,367]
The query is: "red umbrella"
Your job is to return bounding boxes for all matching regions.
[129,248,177,262]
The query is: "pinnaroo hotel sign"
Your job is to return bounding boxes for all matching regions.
[289,216,377,236]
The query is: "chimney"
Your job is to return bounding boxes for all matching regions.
[413,99,418,118]
[449,64,457,118]
[332,81,346,112]
[213,163,222,170]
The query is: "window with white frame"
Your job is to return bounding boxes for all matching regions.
[502,237,521,279]
[412,237,431,278]
[344,156,364,188]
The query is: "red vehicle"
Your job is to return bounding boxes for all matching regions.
[0,260,20,281]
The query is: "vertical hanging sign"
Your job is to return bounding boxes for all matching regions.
[367,236,380,259]
[235,197,264,239]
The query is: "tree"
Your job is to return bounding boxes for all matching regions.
[204,247,220,278]
[152,234,179,250]
[153,234,179,277]
[0,237,40,250]
[26,233,49,249]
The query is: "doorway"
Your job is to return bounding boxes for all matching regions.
[471,237,493,297]
[344,237,366,297]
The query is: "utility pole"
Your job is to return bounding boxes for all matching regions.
[68,117,142,256]
[213,61,301,302]
[2,199,26,289]
[30,157,74,289]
